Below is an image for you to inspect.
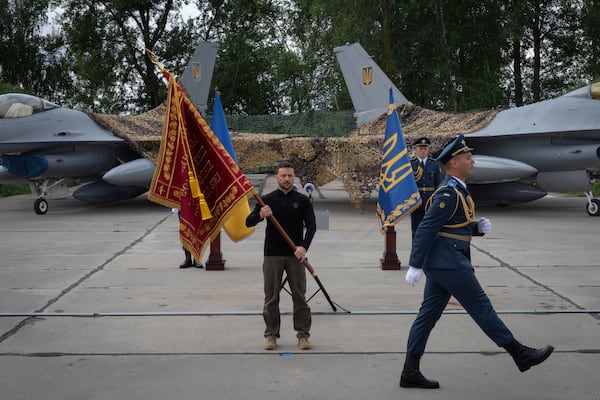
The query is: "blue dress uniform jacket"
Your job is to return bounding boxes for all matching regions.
[409,175,482,269]
[406,175,514,356]
[409,158,444,237]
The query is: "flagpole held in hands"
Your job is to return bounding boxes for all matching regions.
[251,189,341,312]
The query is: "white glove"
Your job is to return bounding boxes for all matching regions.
[405,266,424,287]
[477,217,492,234]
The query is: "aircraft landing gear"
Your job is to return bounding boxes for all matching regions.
[584,191,600,216]
[28,178,68,215]
[34,198,48,215]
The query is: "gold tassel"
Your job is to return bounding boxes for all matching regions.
[188,171,212,220]
[198,192,212,220]
[188,171,200,198]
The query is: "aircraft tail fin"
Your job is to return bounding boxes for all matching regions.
[179,41,219,116]
[334,43,407,127]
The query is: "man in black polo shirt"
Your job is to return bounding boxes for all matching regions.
[246,161,317,351]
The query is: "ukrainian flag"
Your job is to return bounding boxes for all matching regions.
[211,91,255,241]
[376,89,422,233]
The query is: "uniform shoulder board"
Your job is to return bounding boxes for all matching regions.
[447,178,458,188]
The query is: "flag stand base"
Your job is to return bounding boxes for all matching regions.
[380,225,401,270]
[206,232,225,270]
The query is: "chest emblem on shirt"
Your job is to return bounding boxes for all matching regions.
[439,202,446,209]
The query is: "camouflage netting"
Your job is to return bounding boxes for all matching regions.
[84,104,166,163]
[87,103,499,210]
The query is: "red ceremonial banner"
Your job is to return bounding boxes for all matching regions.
[148,72,254,261]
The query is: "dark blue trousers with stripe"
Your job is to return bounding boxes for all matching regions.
[407,266,514,356]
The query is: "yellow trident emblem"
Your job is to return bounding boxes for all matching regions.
[192,61,202,82]
[379,133,412,192]
[362,65,373,86]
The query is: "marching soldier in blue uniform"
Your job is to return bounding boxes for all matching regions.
[410,137,444,238]
[400,135,554,389]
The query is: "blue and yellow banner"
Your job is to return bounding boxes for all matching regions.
[211,91,254,241]
[376,89,421,233]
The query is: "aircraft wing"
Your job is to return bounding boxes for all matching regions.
[468,85,600,139]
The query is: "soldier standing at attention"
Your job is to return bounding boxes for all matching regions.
[410,137,444,238]
[400,135,554,389]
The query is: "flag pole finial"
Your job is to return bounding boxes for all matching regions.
[145,48,165,72]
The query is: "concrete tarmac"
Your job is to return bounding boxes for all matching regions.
[0,178,599,400]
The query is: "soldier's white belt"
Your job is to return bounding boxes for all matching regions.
[437,231,472,242]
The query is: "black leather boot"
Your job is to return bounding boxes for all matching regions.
[399,353,440,389]
[179,248,194,268]
[503,339,554,372]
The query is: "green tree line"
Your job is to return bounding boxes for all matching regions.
[1,0,599,116]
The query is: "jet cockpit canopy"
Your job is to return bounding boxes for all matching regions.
[0,93,59,119]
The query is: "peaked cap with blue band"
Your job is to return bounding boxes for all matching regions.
[436,134,474,164]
